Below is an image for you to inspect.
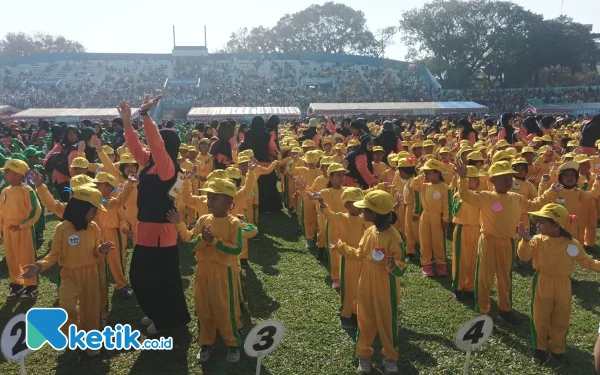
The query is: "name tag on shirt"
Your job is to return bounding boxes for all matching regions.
[168,172,186,200]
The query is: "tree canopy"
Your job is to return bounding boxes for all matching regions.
[399,0,598,88]
[0,32,86,57]
[223,2,396,57]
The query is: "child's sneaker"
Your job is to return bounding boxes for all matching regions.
[498,310,519,326]
[118,286,133,299]
[422,265,434,277]
[6,284,23,301]
[436,264,447,277]
[339,315,354,329]
[316,247,325,262]
[147,323,162,335]
[226,347,240,363]
[197,345,213,363]
[404,253,416,263]
[18,286,38,301]
[331,279,341,289]
[550,352,569,365]
[453,290,464,301]
[306,239,315,248]
[383,358,399,374]
[36,232,45,243]
[140,316,153,326]
[350,314,358,327]
[240,259,249,267]
[532,349,548,364]
[86,348,101,357]
[358,357,372,374]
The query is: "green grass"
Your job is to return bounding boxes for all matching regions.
[1,208,600,374]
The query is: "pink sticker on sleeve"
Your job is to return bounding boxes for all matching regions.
[492,202,503,212]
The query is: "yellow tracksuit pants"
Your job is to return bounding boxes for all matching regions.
[245,203,257,225]
[59,264,101,335]
[404,206,420,256]
[393,204,405,238]
[452,224,479,292]
[317,210,327,248]
[356,263,400,361]
[104,228,128,290]
[579,202,597,247]
[419,210,446,266]
[97,257,108,321]
[302,197,317,240]
[240,224,258,260]
[125,204,138,235]
[195,262,242,347]
[326,220,341,280]
[530,272,571,354]
[475,233,515,315]
[4,220,37,286]
[340,256,362,318]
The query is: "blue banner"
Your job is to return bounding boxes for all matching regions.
[27,79,61,87]
[166,78,200,87]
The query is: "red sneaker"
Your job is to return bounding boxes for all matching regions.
[436,264,447,277]
[422,265,434,277]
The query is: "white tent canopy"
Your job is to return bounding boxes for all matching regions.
[11,108,139,122]
[187,107,301,121]
[0,105,21,119]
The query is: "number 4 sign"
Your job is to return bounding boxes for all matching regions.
[1,314,31,375]
[244,320,285,375]
[455,315,493,375]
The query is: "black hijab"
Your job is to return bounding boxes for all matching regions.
[458,118,477,141]
[581,114,600,148]
[62,125,81,149]
[63,198,94,231]
[522,116,542,137]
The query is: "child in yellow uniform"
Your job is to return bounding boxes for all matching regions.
[290,150,322,248]
[399,158,419,263]
[455,160,558,324]
[411,159,452,277]
[517,204,600,365]
[196,138,214,189]
[21,186,114,357]
[371,146,387,182]
[0,159,41,300]
[452,166,483,301]
[437,147,455,187]
[573,154,598,250]
[168,178,244,364]
[510,158,538,232]
[177,151,197,226]
[308,156,334,260]
[331,190,406,375]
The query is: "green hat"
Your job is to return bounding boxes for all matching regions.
[0,153,6,168]
[33,164,44,173]
[9,139,22,150]
[10,153,28,163]
[23,146,43,158]
[37,137,45,142]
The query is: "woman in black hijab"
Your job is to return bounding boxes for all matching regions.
[581,114,600,156]
[337,118,352,137]
[498,112,517,144]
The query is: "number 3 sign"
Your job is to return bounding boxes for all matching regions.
[455,315,493,375]
[244,320,285,375]
[1,314,30,375]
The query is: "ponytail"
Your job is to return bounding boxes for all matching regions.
[559,227,572,240]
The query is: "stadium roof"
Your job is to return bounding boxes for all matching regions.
[523,102,600,116]
[11,108,139,121]
[0,105,22,119]
[187,107,301,121]
[308,102,487,116]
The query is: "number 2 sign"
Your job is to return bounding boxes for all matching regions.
[1,314,30,375]
[244,320,285,375]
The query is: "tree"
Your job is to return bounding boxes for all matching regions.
[371,27,398,58]
[0,32,85,57]
[224,2,394,57]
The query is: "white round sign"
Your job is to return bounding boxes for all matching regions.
[244,320,285,357]
[567,244,579,257]
[455,315,493,351]
[67,235,80,246]
[1,314,31,361]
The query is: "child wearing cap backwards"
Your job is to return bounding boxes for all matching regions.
[290,150,322,248]
[0,159,41,301]
[331,190,406,375]
[167,178,245,364]
[516,203,600,365]
[455,160,561,325]
[451,166,484,301]
[21,186,115,357]
[573,154,598,251]
[411,159,452,277]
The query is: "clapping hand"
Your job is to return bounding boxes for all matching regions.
[454,159,467,178]
[78,140,86,152]
[306,191,322,201]
[393,193,403,211]
[386,255,396,271]
[99,242,115,255]
[184,167,197,180]
[517,222,531,242]
[128,173,139,183]
[201,224,214,244]
[166,209,182,224]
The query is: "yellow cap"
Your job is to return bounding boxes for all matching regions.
[396,151,410,159]
[237,154,252,164]
[321,137,332,146]
[528,203,569,229]
[93,172,118,188]
[301,140,315,148]
[119,153,137,165]
[72,186,106,211]
[567,140,578,147]
[207,169,227,182]
[459,140,470,146]
[562,152,575,160]
[334,143,343,150]
[226,167,242,180]
[179,145,188,151]
[69,174,96,189]
[387,154,398,167]
[303,150,321,164]
[423,140,435,147]
[466,166,485,178]
[102,145,114,155]
[505,147,517,157]
[558,161,579,173]
[347,139,360,148]
[291,147,303,154]
[410,142,423,150]
[199,178,237,197]
[420,159,444,172]
[70,157,90,169]
[492,150,512,163]
[353,190,394,215]
[521,147,534,154]
[457,146,473,156]
[198,138,211,145]
[574,154,591,164]
[320,156,335,166]
[373,146,384,153]
[117,146,129,156]
[488,161,517,177]
[397,157,416,168]
[437,147,451,154]
[327,163,349,175]
[488,129,498,136]
[495,139,509,148]
[192,129,200,135]
[541,135,552,142]
[467,151,484,162]
[341,187,364,203]
[511,157,528,166]
[4,159,28,175]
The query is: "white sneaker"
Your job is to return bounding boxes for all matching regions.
[383,358,398,374]
[331,279,341,289]
[140,316,153,326]
[86,348,101,357]
[358,357,372,374]
[147,322,161,335]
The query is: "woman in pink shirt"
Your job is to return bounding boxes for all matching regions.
[43,125,82,202]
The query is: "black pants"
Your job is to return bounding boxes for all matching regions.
[258,171,283,213]
[130,244,191,331]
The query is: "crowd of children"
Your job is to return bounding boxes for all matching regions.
[1,106,600,373]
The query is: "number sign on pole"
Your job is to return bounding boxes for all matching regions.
[1,314,31,375]
[455,315,493,375]
[244,320,285,375]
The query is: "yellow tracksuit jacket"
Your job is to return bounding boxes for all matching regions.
[372,162,387,182]
[309,175,329,249]
[411,175,452,266]
[337,226,406,361]
[577,173,597,247]
[176,160,196,226]
[180,179,208,218]
[404,177,420,256]
[37,221,103,333]
[317,187,346,279]
[176,214,243,347]
[196,153,214,190]
[0,184,41,286]
[458,177,554,315]
[229,170,256,260]
[509,178,538,232]
[518,235,600,354]
[391,171,406,238]
[289,162,322,239]
[451,193,480,292]
[321,204,364,318]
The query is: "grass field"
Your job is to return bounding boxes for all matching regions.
[1,206,600,374]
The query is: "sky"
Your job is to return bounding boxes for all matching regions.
[1,0,599,61]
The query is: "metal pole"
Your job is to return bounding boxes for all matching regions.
[173,25,176,48]
[561,0,564,16]
[204,25,207,49]
[255,355,263,375]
